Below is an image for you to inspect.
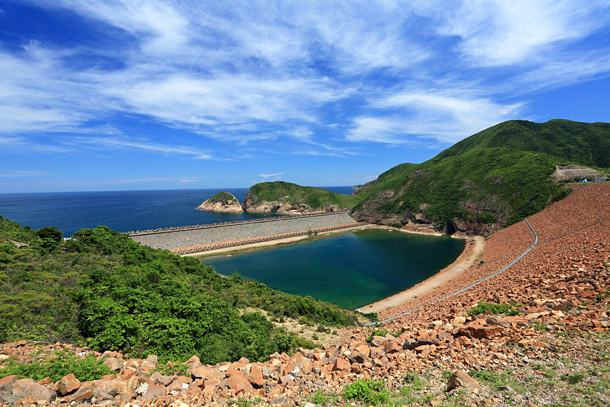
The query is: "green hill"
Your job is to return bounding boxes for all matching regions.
[352,119,609,234]
[207,191,239,205]
[242,181,357,213]
[434,119,610,167]
[0,216,365,364]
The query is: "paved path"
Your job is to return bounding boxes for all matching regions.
[131,212,356,250]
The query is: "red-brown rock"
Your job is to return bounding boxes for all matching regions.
[246,365,264,387]
[58,373,81,396]
[227,374,253,395]
[460,322,503,339]
[332,357,351,371]
[141,383,166,400]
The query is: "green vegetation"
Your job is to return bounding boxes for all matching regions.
[245,181,357,211]
[366,328,401,343]
[207,191,239,204]
[467,302,521,317]
[343,379,391,405]
[0,216,365,364]
[353,119,609,230]
[0,349,113,382]
[434,119,610,168]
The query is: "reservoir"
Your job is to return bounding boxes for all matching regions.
[206,229,465,310]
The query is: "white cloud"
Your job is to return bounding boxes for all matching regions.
[62,136,214,159]
[347,90,524,145]
[259,173,285,179]
[103,177,188,185]
[436,0,610,67]
[178,178,200,184]
[2,0,610,158]
[0,170,48,178]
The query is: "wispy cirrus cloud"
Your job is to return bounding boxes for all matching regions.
[2,0,610,161]
[434,0,610,67]
[259,173,285,179]
[61,136,215,160]
[0,170,48,178]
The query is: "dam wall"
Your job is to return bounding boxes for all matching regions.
[130,212,357,251]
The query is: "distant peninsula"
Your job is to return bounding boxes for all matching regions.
[196,191,243,213]
[241,181,357,214]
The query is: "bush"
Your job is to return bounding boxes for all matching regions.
[467,302,520,317]
[343,379,390,405]
[0,349,113,382]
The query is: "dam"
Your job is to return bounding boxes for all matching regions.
[129,212,359,254]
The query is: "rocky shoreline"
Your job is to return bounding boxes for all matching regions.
[196,192,243,213]
[1,184,609,406]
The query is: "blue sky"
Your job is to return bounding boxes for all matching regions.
[1,1,610,193]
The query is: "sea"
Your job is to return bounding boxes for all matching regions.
[0,187,353,236]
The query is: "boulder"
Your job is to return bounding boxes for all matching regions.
[185,355,202,370]
[102,357,124,372]
[459,322,503,339]
[0,375,19,402]
[246,365,264,387]
[149,372,176,386]
[141,383,166,400]
[227,374,253,395]
[332,357,351,372]
[7,378,56,403]
[58,373,81,396]
[447,370,481,392]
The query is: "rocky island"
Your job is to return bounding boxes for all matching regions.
[241,181,357,214]
[196,191,243,213]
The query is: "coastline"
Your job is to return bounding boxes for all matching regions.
[186,223,373,258]
[356,235,484,314]
[188,222,460,258]
[189,222,475,315]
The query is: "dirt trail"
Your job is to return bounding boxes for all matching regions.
[357,235,485,314]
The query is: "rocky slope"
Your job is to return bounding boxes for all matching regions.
[1,184,609,406]
[196,192,243,213]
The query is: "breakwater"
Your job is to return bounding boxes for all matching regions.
[130,212,358,252]
[172,222,360,255]
[127,211,350,236]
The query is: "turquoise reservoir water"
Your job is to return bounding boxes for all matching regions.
[206,229,465,310]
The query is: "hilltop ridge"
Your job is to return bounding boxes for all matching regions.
[352,119,609,235]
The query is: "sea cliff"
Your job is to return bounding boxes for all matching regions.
[196,191,243,213]
[241,181,356,214]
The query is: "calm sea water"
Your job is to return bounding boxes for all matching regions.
[0,187,354,236]
[207,229,465,309]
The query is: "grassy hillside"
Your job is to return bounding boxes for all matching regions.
[353,119,609,233]
[0,216,365,363]
[434,119,610,168]
[207,191,239,204]
[245,181,357,211]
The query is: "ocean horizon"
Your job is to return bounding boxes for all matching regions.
[0,186,355,237]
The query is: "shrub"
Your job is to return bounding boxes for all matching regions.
[468,302,520,317]
[0,349,113,382]
[343,379,390,405]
